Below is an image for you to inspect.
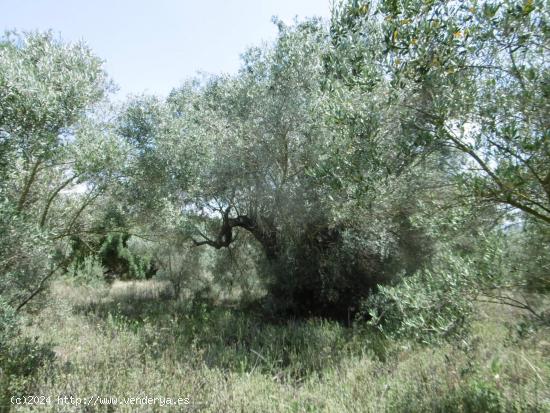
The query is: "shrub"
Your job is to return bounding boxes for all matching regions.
[262,210,433,320]
[362,253,478,343]
[67,255,106,286]
[99,233,155,280]
[0,298,55,408]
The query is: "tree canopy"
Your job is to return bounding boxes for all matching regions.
[1,3,548,324]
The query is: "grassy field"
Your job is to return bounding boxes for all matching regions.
[13,279,550,412]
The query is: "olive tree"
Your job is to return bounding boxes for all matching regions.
[327,0,549,336]
[331,0,549,224]
[119,20,437,318]
[0,31,120,310]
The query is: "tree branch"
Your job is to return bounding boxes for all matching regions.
[17,158,42,212]
[39,173,80,228]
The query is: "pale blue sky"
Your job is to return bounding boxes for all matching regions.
[1,0,331,98]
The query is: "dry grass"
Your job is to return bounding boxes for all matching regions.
[14,279,550,412]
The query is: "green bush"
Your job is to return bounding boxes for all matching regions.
[99,233,152,280]
[67,255,106,286]
[0,299,55,408]
[362,253,477,343]
[262,210,432,320]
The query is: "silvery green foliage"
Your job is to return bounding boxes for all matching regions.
[362,228,525,344]
[0,31,122,227]
[327,0,549,325]
[171,19,334,229]
[364,253,478,343]
[125,18,406,247]
[0,31,116,310]
[116,21,331,240]
[0,199,52,309]
[115,19,446,317]
[0,31,109,189]
[331,0,550,224]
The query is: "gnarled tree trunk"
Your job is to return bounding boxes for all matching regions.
[192,206,279,259]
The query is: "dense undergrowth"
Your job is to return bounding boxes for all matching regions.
[6,279,548,413]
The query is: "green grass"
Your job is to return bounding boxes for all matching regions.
[12,279,550,412]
